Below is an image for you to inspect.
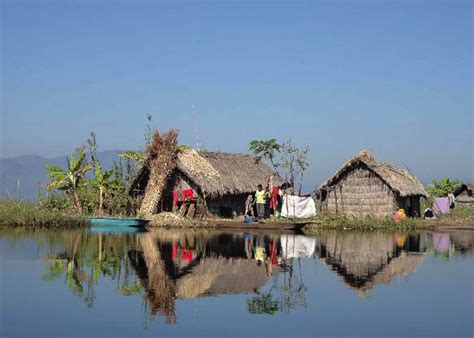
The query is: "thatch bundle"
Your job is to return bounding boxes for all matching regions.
[139,130,178,217]
[138,234,176,323]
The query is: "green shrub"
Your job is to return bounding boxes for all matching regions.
[427,177,461,197]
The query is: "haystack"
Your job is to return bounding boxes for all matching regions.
[319,150,427,217]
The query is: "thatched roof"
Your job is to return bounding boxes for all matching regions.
[355,253,425,295]
[319,149,428,197]
[131,149,283,198]
[320,231,426,295]
[454,183,474,196]
[175,257,277,298]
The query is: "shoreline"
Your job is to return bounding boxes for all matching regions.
[2,200,473,231]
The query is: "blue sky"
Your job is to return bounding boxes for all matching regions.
[1,0,472,189]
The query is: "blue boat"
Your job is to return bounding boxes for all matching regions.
[90,225,148,234]
[88,217,149,227]
[88,217,149,234]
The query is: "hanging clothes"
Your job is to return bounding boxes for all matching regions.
[269,239,278,265]
[280,235,316,258]
[182,249,193,262]
[183,189,194,202]
[172,190,179,207]
[270,186,280,211]
[172,241,178,260]
[448,193,456,209]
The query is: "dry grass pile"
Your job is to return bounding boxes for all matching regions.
[139,129,178,216]
[148,212,210,228]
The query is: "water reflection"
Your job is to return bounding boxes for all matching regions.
[127,231,315,323]
[4,227,470,326]
[40,232,142,308]
[318,231,426,296]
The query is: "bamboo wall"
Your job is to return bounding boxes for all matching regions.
[325,166,397,217]
[322,231,396,283]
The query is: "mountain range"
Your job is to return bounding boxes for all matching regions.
[0,150,123,201]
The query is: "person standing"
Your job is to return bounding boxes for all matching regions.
[255,184,266,221]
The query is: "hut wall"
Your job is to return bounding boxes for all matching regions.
[324,165,397,217]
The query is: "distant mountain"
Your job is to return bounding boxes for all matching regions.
[0,150,123,201]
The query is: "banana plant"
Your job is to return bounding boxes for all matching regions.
[91,162,116,214]
[118,151,146,162]
[45,149,92,213]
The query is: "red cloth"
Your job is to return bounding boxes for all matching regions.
[172,241,178,260]
[269,240,278,265]
[183,189,194,202]
[172,190,179,207]
[270,187,279,210]
[182,249,193,262]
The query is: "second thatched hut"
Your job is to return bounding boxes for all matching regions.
[318,150,427,217]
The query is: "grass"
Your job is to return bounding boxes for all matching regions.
[0,200,90,228]
[305,212,423,231]
[304,204,474,232]
[433,203,474,224]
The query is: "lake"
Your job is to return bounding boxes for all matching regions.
[1,227,472,337]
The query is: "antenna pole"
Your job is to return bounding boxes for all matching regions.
[192,104,202,151]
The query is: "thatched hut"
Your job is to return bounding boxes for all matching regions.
[453,183,474,204]
[131,149,283,217]
[318,150,428,217]
[319,231,425,296]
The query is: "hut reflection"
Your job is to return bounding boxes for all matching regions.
[127,231,316,324]
[319,231,426,296]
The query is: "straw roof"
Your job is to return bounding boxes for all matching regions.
[320,231,426,295]
[131,149,283,198]
[453,183,474,197]
[355,253,425,295]
[175,257,277,298]
[319,149,427,197]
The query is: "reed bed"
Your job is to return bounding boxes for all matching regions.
[0,200,89,228]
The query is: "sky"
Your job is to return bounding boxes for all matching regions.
[1,0,472,189]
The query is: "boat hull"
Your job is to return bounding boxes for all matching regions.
[215,222,307,231]
[90,225,147,234]
[88,217,149,227]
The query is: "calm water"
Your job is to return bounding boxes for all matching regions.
[1,227,472,337]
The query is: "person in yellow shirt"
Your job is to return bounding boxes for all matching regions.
[254,235,266,267]
[255,184,266,220]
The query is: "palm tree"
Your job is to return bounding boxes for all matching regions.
[139,129,178,217]
[91,162,115,214]
[45,149,92,213]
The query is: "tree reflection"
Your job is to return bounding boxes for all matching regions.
[247,292,279,314]
[41,231,142,308]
